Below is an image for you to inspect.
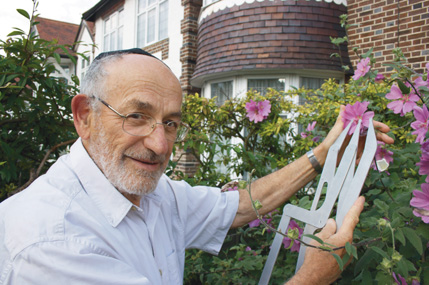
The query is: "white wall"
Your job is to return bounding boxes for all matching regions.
[89,0,183,79]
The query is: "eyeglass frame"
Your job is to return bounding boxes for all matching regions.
[90,96,189,143]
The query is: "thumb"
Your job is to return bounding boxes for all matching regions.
[316,218,337,241]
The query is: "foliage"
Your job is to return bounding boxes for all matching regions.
[0,1,80,201]
[174,56,428,284]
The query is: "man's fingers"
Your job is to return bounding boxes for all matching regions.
[337,196,365,236]
[316,218,337,241]
[374,121,394,144]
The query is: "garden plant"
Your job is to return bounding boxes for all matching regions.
[0,3,427,284]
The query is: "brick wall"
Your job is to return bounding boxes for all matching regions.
[347,0,429,74]
[180,0,202,95]
[172,149,200,178]
[144,38,170,60]
[193,0,350,82]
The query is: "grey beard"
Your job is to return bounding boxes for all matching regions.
[88,121,165,196]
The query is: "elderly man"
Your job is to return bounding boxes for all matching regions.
[0,49,393,284]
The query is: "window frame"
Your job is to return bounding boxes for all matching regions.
[102,8,124,52]
[136,0,169,48]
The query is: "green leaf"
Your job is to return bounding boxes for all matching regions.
[7,31,24,37]
[397,80,411,95]
[332,253,344,271]
[17,9,30,19]
[402,227,423,255]
[345,242,354,256]
[370,246,389,259]
[354,247,376,275]
[53,53,61,64]
[374,199,389,213]
[303,234,324,245]
[395,228,406,246]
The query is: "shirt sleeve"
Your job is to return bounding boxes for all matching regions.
[166,178,239,255]
[1,239,152,285]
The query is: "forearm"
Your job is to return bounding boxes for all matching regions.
[230,144,328,228]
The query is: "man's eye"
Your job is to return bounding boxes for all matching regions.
[165,121,179,129]
[127,113,148,120]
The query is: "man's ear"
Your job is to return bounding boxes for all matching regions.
[72,94,93,140]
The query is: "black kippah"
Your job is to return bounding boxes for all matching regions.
[94,48,156,61]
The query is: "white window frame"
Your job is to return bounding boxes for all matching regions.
[136,0,168,48]
[103,8,124,52]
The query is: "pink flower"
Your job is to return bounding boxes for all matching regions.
[301,121,317,138]
[375,73,385,83]
[414,62,429,90]
[416,152,429,183]
[392,272,407,285]
[245,99,271,123]
[353,57,371,81]
[371,142,394,172]
[422,140,429,154]
[341,101,375,135]
[410,183,429,223]
[386,84,419,116]
[282,220,303,252]
[415,76,428,90]
[248,211,276,228]
[411,105,429,144]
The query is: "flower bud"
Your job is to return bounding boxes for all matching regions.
[378,218,388,227]
[238,180,247,189]
[253,200,263,210]
[391,250,402,262]
[287,228,300,240]
[380,258,392,270]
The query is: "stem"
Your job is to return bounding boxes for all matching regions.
[405,78,424,102]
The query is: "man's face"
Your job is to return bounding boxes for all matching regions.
[85,54,183,196]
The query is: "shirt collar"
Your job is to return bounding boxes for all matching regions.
[68,138,133,227]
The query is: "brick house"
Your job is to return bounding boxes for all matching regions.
[70,0,428,176]
[32,17,79,83]
[74,0,351,97]
[72,0,352,176]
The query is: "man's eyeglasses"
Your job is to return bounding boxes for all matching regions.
[92,96,189,142]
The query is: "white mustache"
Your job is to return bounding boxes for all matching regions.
[124,148,166,164]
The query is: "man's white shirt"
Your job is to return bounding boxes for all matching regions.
[0,139,239,284]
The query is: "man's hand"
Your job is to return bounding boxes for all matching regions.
[288,197,365,285]
[317,105,394,166]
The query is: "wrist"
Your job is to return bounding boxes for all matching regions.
[306,149,323,174]
[313,144,328,168]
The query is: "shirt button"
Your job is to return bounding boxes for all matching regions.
[159,269,162,276]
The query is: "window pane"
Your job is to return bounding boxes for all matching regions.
[248,79,285,96]
[138,0,147,13]
[104,18,110,32]
[104,35,109,51]
[159,1,168,39]
[147,8,156,43]
[301,77,325,89]
[137,13,146,47]
[110,31,116,50]
[118,27,123,50]
[148,0,156,6]
[111,13,117,29]
[211,81,233,105]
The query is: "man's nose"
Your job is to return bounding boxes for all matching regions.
[143,123,169,155]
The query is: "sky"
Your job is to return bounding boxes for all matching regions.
[0,0,100,41]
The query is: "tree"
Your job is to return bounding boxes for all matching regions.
[0,1,80,201]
